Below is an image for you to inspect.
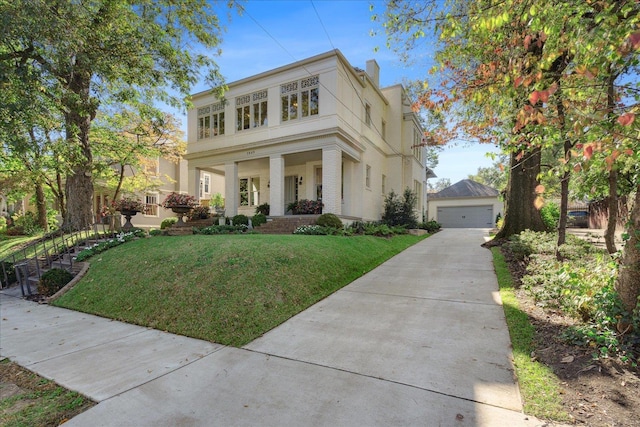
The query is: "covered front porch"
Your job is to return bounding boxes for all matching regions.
[188,145,364,220]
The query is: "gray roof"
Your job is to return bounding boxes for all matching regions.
[430,179,499,199]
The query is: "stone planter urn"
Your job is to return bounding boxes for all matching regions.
[171,205,192,226]
[119,210,139,231]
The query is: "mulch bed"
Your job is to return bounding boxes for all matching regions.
[500,244,640,426]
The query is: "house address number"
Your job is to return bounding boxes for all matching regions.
[246,150,255,156]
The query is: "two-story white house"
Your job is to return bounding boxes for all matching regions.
[185,49,427,222]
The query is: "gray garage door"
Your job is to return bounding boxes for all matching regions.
[437,205,494,228]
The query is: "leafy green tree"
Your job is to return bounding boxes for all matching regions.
[376,0,640,312]
[0,62,69,230]
[467,155,508,192]
[0,0,229,230]
[428,178,451,192]
[92,108,185,205]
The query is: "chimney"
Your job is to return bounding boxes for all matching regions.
[366,59,380,87]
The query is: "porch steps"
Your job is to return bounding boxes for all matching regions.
[256,215,320,234]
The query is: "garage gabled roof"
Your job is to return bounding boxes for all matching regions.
[430,179,499,199]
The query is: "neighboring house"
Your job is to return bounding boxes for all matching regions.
[94,157,189,229]
[185,49,428,222]
[427,179,503,228]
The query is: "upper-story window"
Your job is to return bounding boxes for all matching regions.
[197,102,225,140]
[236,90,268,131]
[365,103,371,127]
[281,75,319,122]
[413,128,424,163]
[365,164,371,188]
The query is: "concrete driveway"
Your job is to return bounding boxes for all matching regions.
[1,228,547,426]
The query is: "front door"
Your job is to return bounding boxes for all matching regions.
[284,175,298,214]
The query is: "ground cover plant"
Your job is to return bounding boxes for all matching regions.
[495,230,640,426]
[74,229,146,262]
[0,358,94,426]
[53,234,426,347]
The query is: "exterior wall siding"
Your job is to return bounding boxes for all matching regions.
[185,50,427,223]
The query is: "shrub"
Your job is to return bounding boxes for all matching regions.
[211,193,225,209]
[255,203,270,216]
[0,215,7,233]
[46,208,59,232]
[193,224,246,234]
[540,202,560,231]
[252,213,267,227]
[38,268,74,297]
[420,220,441,233]
[161,192,198,208]
[510,228,640,364]
[188,205,211,220]
[1,261,16,286]
[347,221,406,237]
[505,230,596,262]
[316,213,343,229]
[13,211,42,236]
[347,221,368,235]
[382,188,418,228]
[112,197,146,213]
[232,214,249,226]
[75,230,145,261]
[293,225,331,235]
[149,229,163,236]
[287,199,323,214]
[160,217,178,229]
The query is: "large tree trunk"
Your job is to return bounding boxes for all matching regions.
[61,64,95,232]
[493,147,546,240]
[34,181,48,232]
[615,187,640,314]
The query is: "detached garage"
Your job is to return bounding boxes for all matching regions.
[427,179,503,228]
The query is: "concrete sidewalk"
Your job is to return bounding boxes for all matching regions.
[0,228,546,426]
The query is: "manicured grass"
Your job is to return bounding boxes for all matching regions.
[491,247,570,422]
[54,234,425,346]
[0,358,94,427]
[0,234,42,260]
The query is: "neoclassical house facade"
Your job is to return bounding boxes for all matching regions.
[185,50,427,222]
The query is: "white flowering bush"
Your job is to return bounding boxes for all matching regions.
[74,229,146,261]
[293,225,330,235]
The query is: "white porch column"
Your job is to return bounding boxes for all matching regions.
[322,147,342,215]
[269,155,285,216]
[224,162,238,217]
[188,167,201,198]
[342,159,354,217]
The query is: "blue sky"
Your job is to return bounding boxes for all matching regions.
[183,0,501,184]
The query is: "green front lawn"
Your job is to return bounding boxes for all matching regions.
[0,234,43,260]
[54,234,425,346]
[491,247,569,421]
